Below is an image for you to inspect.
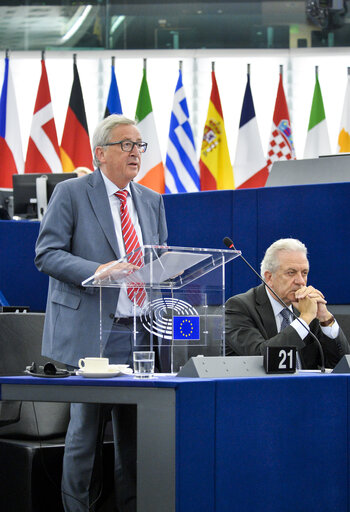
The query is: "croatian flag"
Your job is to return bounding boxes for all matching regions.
[0,56,24,188]
[266,71,295,172]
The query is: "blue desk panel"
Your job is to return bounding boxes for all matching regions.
[215,374,349,512]
[0,220,46,311]
[175,380,216,512]
[256,183,350,304]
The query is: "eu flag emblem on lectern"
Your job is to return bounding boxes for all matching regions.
[173,316,200,341]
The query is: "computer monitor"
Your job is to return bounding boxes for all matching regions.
[12,173,77,219]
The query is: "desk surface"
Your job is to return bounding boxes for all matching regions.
[0,369,337,385]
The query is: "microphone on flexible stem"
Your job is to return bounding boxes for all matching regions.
[223,236,326,373]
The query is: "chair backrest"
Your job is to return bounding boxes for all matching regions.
[334,314,350,342]
[0,312,70,439]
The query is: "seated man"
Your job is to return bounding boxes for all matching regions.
[225,238,350,369]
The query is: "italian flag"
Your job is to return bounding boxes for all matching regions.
[135,67,165,193]
[304,70,331,158]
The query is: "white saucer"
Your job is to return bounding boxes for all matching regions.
[77,365,133,379]
[109,364,131,371]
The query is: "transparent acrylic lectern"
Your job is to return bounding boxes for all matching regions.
[82,245,240,373]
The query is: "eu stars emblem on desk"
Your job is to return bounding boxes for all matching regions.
[173,316,200,341]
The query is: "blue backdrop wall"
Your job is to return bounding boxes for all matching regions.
[1,182,349,311]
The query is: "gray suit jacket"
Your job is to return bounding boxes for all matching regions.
[35,169,168,366]
[225,284,350,369]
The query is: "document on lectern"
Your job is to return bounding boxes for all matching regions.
[131,251,211,285]
[82,246,224,288]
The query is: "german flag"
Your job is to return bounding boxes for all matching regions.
[60,56,93,173]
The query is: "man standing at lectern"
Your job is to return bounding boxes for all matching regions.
[35,114,168,511]
[225,238,350,368]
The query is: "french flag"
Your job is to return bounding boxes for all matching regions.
[0,56,24,189]
[234,72,268,189]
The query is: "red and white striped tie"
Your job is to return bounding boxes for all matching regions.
[115,190,146,307]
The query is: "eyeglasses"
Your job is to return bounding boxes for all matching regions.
[103,140,148,153]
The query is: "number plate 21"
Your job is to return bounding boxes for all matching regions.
[264,347,297,373]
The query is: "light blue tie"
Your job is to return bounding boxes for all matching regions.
[280,308,302,369]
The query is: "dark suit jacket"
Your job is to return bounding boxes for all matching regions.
[35,169,168,367]
[225,284,350,369]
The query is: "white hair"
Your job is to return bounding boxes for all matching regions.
[260,238,308,276]
[92,114,136,167]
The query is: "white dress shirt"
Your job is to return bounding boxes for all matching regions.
[101,172,144,317]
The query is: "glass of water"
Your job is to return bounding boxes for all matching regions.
[133,351,155,378]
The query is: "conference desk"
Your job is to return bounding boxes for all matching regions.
[0,372,349,512]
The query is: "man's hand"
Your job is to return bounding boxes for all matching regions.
[294,285,325,303]
[94,261,140,282]
[293,293,318,324]
[293,285,333,324]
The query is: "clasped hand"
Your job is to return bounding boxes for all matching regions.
[293,285,329,324]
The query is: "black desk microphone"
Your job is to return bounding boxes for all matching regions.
[223,236,325,372]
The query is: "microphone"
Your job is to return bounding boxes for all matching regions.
[223,236,326,372]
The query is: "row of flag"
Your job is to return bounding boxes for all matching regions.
[0,55,349,193]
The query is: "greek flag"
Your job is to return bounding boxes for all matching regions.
[165,69,200,193]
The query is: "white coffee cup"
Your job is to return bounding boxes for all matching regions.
[78,357,109,373]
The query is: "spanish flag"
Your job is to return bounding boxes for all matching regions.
[60,56,93,173]
[199,67,233,190]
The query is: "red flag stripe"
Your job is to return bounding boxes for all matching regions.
[209,71,223,119]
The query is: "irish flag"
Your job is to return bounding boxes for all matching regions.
[135,65,165,194]
[304,68,331,158]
